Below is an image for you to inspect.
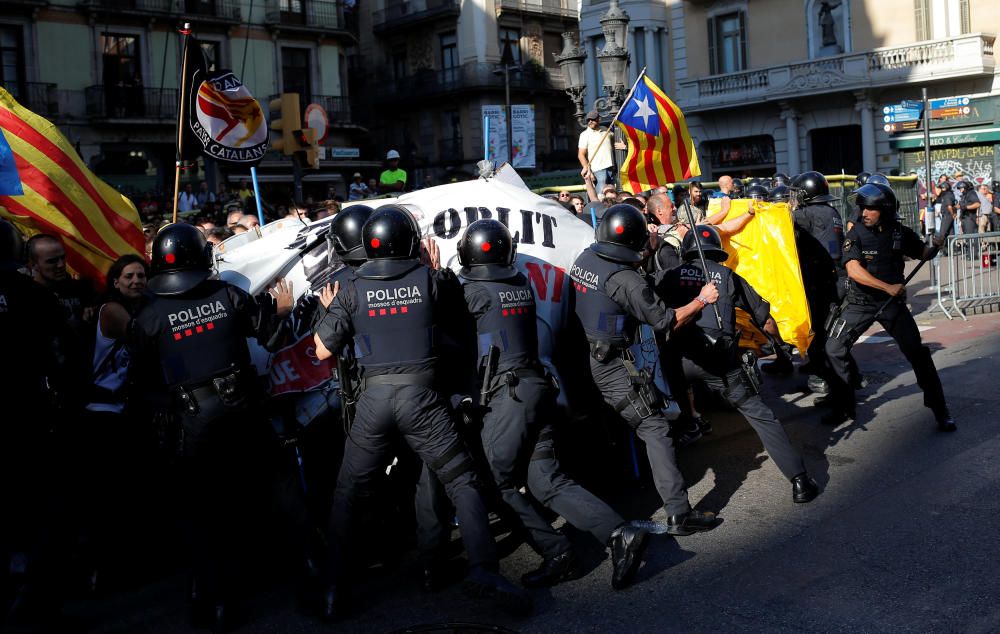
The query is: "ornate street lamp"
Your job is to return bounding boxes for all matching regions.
[553,0,631,127]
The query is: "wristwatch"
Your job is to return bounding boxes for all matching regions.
[695,296,709,306]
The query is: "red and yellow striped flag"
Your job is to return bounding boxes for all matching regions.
[616,74,700,194]
[0,87,143,282]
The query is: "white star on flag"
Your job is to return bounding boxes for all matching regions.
[631,95,656,129]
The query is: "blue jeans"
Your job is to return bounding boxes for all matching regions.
[594,167,616,193]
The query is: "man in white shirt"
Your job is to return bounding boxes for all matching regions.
[177,183,198,213]
[578,110,615,194]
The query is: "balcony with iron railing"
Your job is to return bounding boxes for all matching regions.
[372,0,460,34]
[267,93,353,126]
[496,0,576,20]
[676,32,996,111]
[81,0,241,21]
[265,0,356,36]
[85,85,178,121]
[3,82,59,117]
[368,62,565,100]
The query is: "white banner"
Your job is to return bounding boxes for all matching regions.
[482,105,535,169]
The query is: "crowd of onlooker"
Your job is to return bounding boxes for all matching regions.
[923,171,1000,236]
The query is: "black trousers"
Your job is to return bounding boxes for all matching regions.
[416,377,623,561]
[683,360,807,480]
[825,299,947,416]
[179,398,318,601]
[328,384,496,582]
[590,356,690,516]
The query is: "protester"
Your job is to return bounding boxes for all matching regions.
[578,110,615,192]
[348,173,370,201]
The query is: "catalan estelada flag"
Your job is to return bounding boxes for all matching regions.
[616,73,701,194]
[0,87,143,282]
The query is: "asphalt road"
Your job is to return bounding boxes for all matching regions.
[33,263,1000,634]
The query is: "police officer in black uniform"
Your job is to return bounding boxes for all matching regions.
[955,181,981,235]
[822,184,955,431]
[453,219,648,590]
[570,204,720,535]
[312,205,530,617]
[847,173,886,231]
[129,223,322,629]
[656,226,820,503]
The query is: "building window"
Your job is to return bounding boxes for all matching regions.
[707,11,746,74]
[704,135,775,178]
[391,46,408,80]
[281,47,312,102]
[543,32,562,68]
[440,31,458,83]
[922,0,970,39]
[499,27,521,66]
[101,33,143,117]
[200,40,221,71]
[0,25,24,100]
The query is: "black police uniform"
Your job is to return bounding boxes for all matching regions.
[464,273,625,560]
[570,245,693,517]
[957,187,980,235]
[313,260,511,601]
[824,219,950,422]
[656,259,810,483]
[131,278,319,597]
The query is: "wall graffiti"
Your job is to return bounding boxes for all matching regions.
[903,145,997,184]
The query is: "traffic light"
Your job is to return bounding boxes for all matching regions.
[292,128,320,170]
[268,93,301,155]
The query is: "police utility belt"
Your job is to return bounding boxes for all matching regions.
[174,367,252,415]
[481,365,556,405]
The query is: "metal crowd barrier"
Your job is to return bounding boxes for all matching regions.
[932,231,1000,320]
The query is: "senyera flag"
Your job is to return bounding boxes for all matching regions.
[179,36,267,168]
[0,87,143,281]
[617,73,701,194]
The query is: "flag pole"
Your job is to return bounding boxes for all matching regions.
[584,66,647,178]
[250,166,265,225]
[172,22,192,225]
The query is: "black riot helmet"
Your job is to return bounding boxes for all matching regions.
[855,171,872,189]
[457,219,517,281]
[747,184,770,201]
[772,172,791,186]
[682,224,729,263]
[769,184,791,203]
[591,203,648,263]
[147,223,213,296]
[731,178,744,198]
[357,204,423,279]
[0,218,24,263]
[937,180,951,192]
[866,172,891,188]
[791,170,836,204]
[954,180,972,193]
[851,183,898,221]
[745,177,763,189]
[327,204,374,262]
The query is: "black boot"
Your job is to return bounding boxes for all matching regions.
[665,509,718,536]
[791,473,819,503]
[761,355,793,375]
[934,409,957,432]
[521,551,582,588]
[807,374,829,394]
[608,525,649,590]
[462,567,532,617]
[821,408,855,426]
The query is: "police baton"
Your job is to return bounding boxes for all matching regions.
[681,199,725,331]
[872,254,932,321]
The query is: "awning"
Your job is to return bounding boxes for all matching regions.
[890,127,1000,149]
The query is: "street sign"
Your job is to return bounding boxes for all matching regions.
[884,121,921,134]
[929,105,972,119]
[929,95,970,110]
[304,103,330,145]
[330,147,360,159]
[883,110,921,123]
[882,100,922,113]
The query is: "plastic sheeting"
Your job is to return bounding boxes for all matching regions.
[707,197,814,355]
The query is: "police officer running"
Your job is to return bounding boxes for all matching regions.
[570,203,720,535]
[656,226,820,503]
[312,205,531,617]
[453,219,648,590]
[129,224,323,630]
[822,184,955,431]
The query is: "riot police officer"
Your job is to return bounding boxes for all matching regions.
[789,171,852,386]
[731,178,745,199]
[570,204,720,535]
[312,206,530,617]
[656,226,820,503]
[955,181,980,235]
[129,223,322,629]
[847,173,886,231]
[453,219,647,590]
[822,184,955,430]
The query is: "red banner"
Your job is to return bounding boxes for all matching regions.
[269,334,336,395]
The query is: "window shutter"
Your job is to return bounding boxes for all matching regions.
[914,0,928,41]
[707,16,718,74]
[737,10,747,71]
[959,0,970,34]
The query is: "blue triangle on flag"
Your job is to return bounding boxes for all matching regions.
[0,131,24,196]
[620,79,660,136]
